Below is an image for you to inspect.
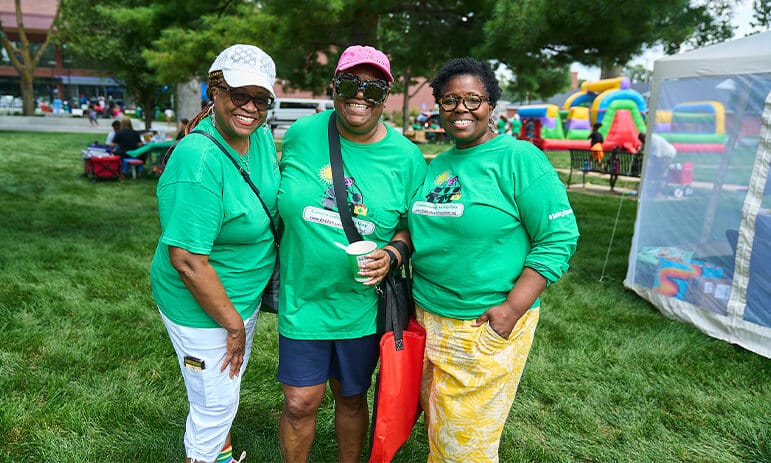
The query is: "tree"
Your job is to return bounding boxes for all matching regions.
[148,0,492,129]
[751,0,771,29]
[60,0,236,129]
[624,64,652,84]
[378,1,492,128]
[483,0,739,79]
[0,0,62,115]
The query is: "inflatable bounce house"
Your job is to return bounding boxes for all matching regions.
[625,31,771,358]
[517,76,646,152]
[653,101,727,152]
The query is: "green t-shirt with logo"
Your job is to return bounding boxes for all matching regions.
[278,110,427,340]
[150,118,280,328]
[409,135,579,319]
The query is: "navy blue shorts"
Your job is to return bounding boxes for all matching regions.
[277,334,379,397]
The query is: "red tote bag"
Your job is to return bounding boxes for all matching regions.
[369,317,426,463]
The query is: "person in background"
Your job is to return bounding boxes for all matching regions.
[276,44,427,463]
[150,44,280,463]
[176,118,190,140]
[638,131,677,198]
[508,108,522,138]
[105,120,121,147]
[409,57,579,463]
[87,104,99,126]
[496,113,508,134]
[112,116,143,160]
[589,122,604,169]
[608,147,621,192]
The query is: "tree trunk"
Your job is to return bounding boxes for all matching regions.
[401,69,411,130]
[176,79,201,123]
[20,71,35,115]
[143,97,155,131]
[600,64,624,79]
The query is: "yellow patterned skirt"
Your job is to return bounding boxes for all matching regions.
[416,306,540,463]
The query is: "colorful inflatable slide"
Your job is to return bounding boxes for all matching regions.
[653,101,727,153]
[517,76,646,152]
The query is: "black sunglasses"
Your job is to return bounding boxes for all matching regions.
[218,86,275,110]
[333,73,390,105]
[438,94,490,112]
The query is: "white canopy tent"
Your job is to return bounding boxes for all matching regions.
[625,32,771,358]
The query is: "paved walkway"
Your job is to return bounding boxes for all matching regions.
[0,114,175,135]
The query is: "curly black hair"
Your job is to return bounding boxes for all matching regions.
[429,57,502,107]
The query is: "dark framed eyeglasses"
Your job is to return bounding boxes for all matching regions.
[333,73,390,105]
[438,94,490,112]
[218,86,275,110]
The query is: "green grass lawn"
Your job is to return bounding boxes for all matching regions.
[0,132,769,462]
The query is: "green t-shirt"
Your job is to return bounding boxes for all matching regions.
[278,110,427,339]
[150,118,280,328]
[409,135,579,319]
[497,118,507,134]
[511,118,522,136]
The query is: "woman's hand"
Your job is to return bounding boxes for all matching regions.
[359,248,392,286]
[472,268,547,339]
[169,245,248,378]
[472,303,526,339]
[221,324,246,378]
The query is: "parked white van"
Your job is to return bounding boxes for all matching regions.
[268,98,334,131]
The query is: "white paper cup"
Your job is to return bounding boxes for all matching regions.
[345,240,377,282]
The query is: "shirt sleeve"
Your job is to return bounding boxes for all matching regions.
[156,141,225,255]
[157,181,223,255]
[516,169,580,285]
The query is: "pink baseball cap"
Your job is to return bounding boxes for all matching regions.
[335,45,394,83]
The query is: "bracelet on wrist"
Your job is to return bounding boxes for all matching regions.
[388,240,411,264]
[383,248,399,271]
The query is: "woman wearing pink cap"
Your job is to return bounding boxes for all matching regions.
[151,44,279,463]
[276,45,427,462]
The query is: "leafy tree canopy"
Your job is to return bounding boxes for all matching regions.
[483,0,739,77]
[60,0,238,127]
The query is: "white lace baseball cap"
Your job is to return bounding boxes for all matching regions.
[209,44,276,97]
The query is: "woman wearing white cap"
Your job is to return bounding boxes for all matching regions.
[150,44,280,463]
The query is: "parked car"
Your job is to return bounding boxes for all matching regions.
[268,97,334,131]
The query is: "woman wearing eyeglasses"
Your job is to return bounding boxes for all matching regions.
[150,44,279,463]
[276,45,427,462]
[408,57,580,462]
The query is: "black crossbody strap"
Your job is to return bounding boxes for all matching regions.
[327,113,362,244]
[190,129,279,243]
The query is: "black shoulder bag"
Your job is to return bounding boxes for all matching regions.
[326,114,414,341]
[190,129,281,314]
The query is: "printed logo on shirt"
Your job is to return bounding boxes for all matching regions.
[302,206,375,234]
[411,170,464,216]
[548,208,574,220]
[318,164,369,216]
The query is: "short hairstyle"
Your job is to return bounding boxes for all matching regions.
[430,57,502,107]
[111,120,121,129]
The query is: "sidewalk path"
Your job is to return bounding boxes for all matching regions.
[0,115,174,135]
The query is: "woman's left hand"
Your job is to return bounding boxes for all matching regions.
[472,303,526,340]
[359,248,392,286]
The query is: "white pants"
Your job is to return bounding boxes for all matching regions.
[160,309,259,462]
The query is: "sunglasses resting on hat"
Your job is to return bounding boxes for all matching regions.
[333,73,390,105]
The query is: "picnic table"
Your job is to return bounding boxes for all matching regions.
[126,140,175,173]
